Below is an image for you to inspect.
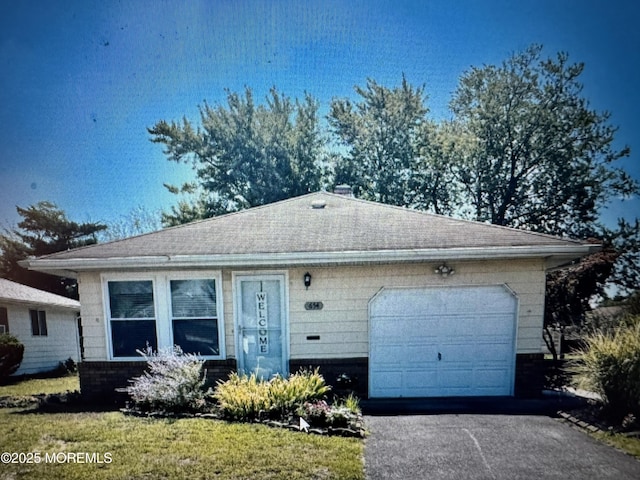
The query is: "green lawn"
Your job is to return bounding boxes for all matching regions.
[0,375,364,479]
[0,409,364,479]
[0,374,79,397]
[591,431,640,459]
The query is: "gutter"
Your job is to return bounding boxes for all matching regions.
[0,297,80,311]
[20,244,600,276]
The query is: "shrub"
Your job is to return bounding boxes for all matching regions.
[125,346,210,413]
[299,400,331,426]
[0,334,24,380]
[213,368,330,421]
[339,392,361,415]
[572,320,640,420]
[327,406,353,428]
[297,396,362,429]
[212,372,272,420]
[268,368,330,416]
[54,357,77,376]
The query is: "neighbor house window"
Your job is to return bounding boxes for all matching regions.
[30,309,47,336]
[107,280,157,357]
[170,279,219,356]
[0,306,8,333]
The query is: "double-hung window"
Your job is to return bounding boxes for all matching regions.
[30,309,47,336]
[107,280,157,357]
[169,279,220,356]
[104,273,223,360]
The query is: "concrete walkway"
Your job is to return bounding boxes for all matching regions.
[363,400,640,480]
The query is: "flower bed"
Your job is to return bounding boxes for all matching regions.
[121,347,365,437]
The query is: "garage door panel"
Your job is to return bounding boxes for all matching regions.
[372,316,438,339]
[369,285,517,398]
[372,369,404,390]
[372,344,408,365]
[440,368,474,388]
[405,345,439,363]
[439,314,513,332]
[406,369,438,387]
[437,342,511,362]
[372,286,515,313]
[474,368,510,387]
[471,344,514,362]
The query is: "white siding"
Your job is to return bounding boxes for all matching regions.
[76,259,547,361]
[287,259,546,359]
[222,270,235,359]
[1,303,80,375]
[77,272,108,360]
[78,271,230,361]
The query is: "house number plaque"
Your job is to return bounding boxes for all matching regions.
[304,301,323,311]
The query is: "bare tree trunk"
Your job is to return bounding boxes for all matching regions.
[543,325,558,362]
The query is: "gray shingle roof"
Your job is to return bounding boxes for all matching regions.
[0,278,80,310]
[37,192,585,261]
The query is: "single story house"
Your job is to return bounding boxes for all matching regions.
[0,278,81,375]
[21,191,598,401]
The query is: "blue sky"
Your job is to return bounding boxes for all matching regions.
[0,0,638,231]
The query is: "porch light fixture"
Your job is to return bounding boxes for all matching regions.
[434,263,455,276]
[303,272,312,289]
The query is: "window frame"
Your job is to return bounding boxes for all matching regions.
[29,309,48,336]
[0,306,8,333]
[102,272,224,361]
[103,275,159,361]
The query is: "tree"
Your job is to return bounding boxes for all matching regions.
[0,333,24,380]
[328,76,455,212]
[149,87,325,225]
[544,245,618,359]
[448,44,636,238]
[543,219,640,359]
[99,206,163,242]
[607,218,640,292]
[442,45,639,359]
[0,201,106,297]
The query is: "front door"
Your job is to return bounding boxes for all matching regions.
[234,274,288,379]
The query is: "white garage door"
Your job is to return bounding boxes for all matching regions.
[369,285,517,398]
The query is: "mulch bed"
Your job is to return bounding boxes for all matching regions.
[119,406,366,438]
[0,393,366,437]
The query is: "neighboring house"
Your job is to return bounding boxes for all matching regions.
[0,278,81,375]
[21,191,598,401]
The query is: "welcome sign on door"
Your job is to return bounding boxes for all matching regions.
[256,292,269,354]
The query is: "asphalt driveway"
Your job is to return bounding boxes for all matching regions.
[364,413,640,480]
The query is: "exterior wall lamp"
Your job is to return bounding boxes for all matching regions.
[434,263,455,276]
[303,272,312,289]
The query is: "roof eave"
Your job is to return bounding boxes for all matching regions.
[0,297,80,311]
[21,244,600,273]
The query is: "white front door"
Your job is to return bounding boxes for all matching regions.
[234,274,288,379]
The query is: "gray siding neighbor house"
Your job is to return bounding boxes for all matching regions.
[0,278,81,375]
[21,191,598,401]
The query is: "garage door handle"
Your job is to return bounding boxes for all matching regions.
[438,352,442,361]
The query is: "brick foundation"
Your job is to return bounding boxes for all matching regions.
[78,359,237,405]
[78,353,543,404]
[290,357,369,398]
[514,353,545,398]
